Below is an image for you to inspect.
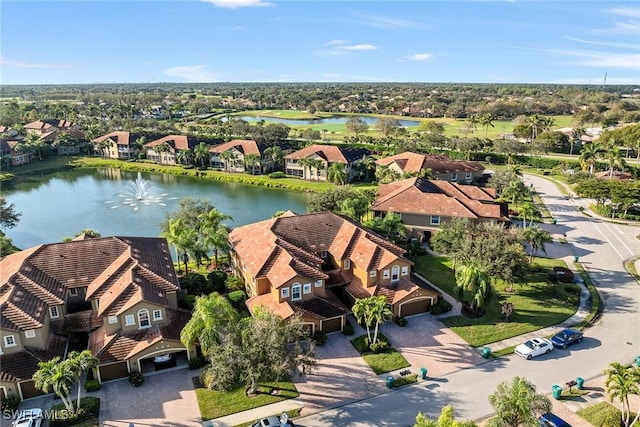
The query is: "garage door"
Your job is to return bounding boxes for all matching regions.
[19,381,46,399]
[400,298,432,317]
[321,317,342,333]
[99,362,129,382]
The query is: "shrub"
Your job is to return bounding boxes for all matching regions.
[207,270,227,293]
[180,272,209,295]
[188,356,206,370]
[430,297,452,315]
[342,320,355,336]
[225,275,245,292]
[178,293,197,310]
[128,370,144,387]
[0,394,20,412]
[227,290,246,309]
[369,340,389,353]
[393,316,408,327]
[49,397,100,427]
[84,379,101,392]
[269,171,286,178]
[312,331,328,346]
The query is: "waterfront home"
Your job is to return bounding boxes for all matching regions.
[144,135,198,165]
[0,235,194,400]
[375,151,484,183]
[284,144,371,182]
[209,139,292,173]
[371,177,509,241]
[229,211,439,334]
[91,131,143,160]
[0,139,32,166]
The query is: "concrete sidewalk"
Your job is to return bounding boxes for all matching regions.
[204,399,303,427]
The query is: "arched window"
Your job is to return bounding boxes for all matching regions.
[391,266,400,282]
[138,309,151,329]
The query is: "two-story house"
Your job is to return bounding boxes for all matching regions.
[284,145,371,182]
[144,135,198,165]
[91,132,142,160]
[0,140,31,166]
[23,119,78,137]
[228,212,439,334]
[0,236,193,401]
[209,139,291,173]
[371,177,510,241]
[375,152,484,183]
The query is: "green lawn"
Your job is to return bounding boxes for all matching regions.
[413,255,577,346]
[195,380,299,421]
[350,334,410,374]
[577,401,635,427]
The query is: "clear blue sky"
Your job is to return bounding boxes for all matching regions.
[1,1,639,85]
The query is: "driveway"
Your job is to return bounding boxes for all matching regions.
[99,368,201,427]
[381,314,485,378]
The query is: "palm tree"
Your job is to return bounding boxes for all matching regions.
[480,113,495,138]
[528,114,554,143]
[487,376,552,427]
[522,226,552,261]
[264,145,283,171]
[369,296,393,345]
[244,153,261,175]
[358,155,377,182]
[219,150,233,172]
[24,132,47,160]
[161,217,197,273]
[33,358,77,414]
[454,263,493,314]
[502,179,530,209]
[153,142,171,165]
[352,296,392,347]
[297,157,314,181]
[579,142,604,175]
[570,127,585,156]
[194,142,210,168]
[466,113,480,134]
[519,202,541,228]
[198,208,233,265]
[328,162,347,185]
[603,142,626,178]
[67,350,99,411]
[180,293,239,355]
[605,362,640,427]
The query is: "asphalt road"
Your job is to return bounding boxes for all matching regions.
[295,174,640,426]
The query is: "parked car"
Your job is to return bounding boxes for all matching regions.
[551,329,584,349]
[12,408,43,427]
[515,337,553,360]
[539,412,571,427]
[250,412,294,427]
[153,354,172,364]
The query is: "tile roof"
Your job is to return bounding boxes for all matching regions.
[145,135,195,151]
[375,151,483,175]
[0,336,68,382]
[209,139,263,155]
[291,297,348,320]
[91,131,131,145]
[372,177,508,221]
[285,144,371,164]
[0,237,179,333]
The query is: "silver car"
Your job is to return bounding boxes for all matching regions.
[12,408,43,427]
[251,412,294,427]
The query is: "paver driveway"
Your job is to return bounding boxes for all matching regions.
[99,368,201,427]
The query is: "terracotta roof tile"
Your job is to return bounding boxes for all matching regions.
[375,151,483,175]
[291,297,348,320]
[285,144,370,164]
[246,293,295,319]
[209,139,263,155]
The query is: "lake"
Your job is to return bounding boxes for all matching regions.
[224,115,420,127]
[1,168,312,250]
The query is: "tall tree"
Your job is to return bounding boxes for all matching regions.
[244,153,261,175]
[430,217,468,271]
[194,142,210,168]
[180,292,239,355]
[570,126,586,156]
[346,117,369,136]
[67,350,99,411]
[198,208,233,265]
[487,376,552,427]
[0,197,21,230]
[219,150,233,172]
[479,113,495,138]
[376,117,402,137]
[501,179,530,209]
[33,358,77,414]
[454,263,493,313]
[327,162,347,185]
[264,145,284,171]
[352,296,393,346]
[415,405,478,427]
[522,225,552,261]
[519,202,541,228]
[603,142,626,178]
[161,217,196,273]
[579,142,604,175]
[605,362,640,427]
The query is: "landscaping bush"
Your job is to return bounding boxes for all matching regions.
[430,297,453,315]
[225,275,245,292]
[227,290,246,310]
[188,356,207,370]
[269,171,286,179]
[369,340,390,353]
[178,293,197,310]
[312,331,328,346]
[0,394,20,412]
[128,370,144,387]
[342,320,354,336]
[180,272,210,295]
[393,316,408,327]
[207,270,227,293]
[84,379,101,392]
[556,283,581,304]
[49,397,100,427]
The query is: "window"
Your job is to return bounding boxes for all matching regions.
[25,330,36,339]
[466,172,473,180]
[401,266,409,276]
[315,280,323,287]
[153,310,162,321]
[370,270,376,277]
[108,316,118,324]
[392,266,400,282]
[451,173,458,181]
[125,315,135,326]
[320,251,327,259]
[383,270,390,279]
[431,215,441,225]
[343,259,351,269]
[3,335,16,347]
[303,283,312,294]
[292,284,302,301]
[69,288,78,297]
[138,310,151,329]
[50,306,59,319]
[281,287,290,298]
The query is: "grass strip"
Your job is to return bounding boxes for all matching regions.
[577,401,636,427]
[350,334,410,375]
[573,263,602,329]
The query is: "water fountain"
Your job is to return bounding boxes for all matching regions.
[106,172,173,211]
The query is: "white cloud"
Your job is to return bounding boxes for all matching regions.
[407,53,433,61]
[564,36,639,50]
[549,49,640,69]
[335,44,377,51]
[354,14,421,30]
[201,0,272,9]
[0,56,73,69]
[164,65,218,82]
[327,39,349,46]
[608,7,640,18]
